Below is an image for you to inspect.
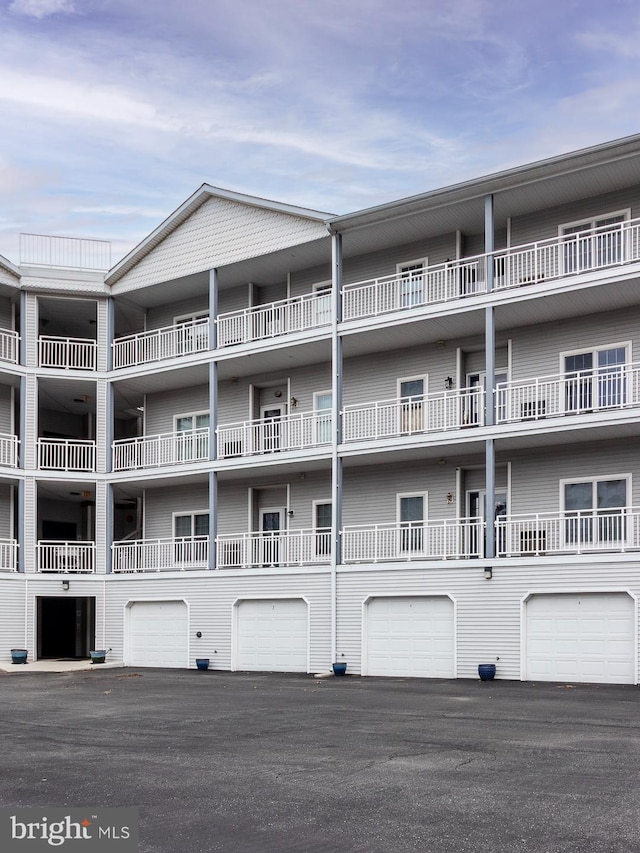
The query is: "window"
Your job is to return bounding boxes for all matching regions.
[312,282,332,326]
[174,311,209,354]
[313,391,332,444]
[398,376,426,433]
[175,412,210,461]
[563,477,628,546]
[563,345,628,412]
[314,501,332,556]
[173,512,209,564]
[561,211,629,274]
[398,493,426,553]
[397,259,427,308]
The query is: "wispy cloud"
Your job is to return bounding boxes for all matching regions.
[8,0,76,20]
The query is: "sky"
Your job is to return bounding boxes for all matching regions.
[1,0,640,265]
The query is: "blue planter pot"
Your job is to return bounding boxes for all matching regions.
[89,650,107,664]
[196,659,210,671]
[10,649,27,665]
[478,663,496,681]
[332,662,347,676]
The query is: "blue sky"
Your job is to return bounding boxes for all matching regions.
[1,0,639,263]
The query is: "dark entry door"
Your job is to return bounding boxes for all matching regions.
[37,597,96,659]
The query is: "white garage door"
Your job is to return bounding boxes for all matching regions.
[526,593,635,684]
[366,596,455,678]
[128,601,189,668]
[236,599,308,672]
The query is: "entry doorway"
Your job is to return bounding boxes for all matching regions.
[37,597,96,659]
[467,490,508,557]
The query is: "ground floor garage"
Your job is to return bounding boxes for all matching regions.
[126,600,189,668]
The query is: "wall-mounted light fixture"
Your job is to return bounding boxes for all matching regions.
[62,580,70,591]
[484,567,493,580]
[444,377,454,390]
[287,509,295,517]
[290,397,298,408]
[446,492,453,504]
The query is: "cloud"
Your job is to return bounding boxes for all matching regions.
[8,0,76,19]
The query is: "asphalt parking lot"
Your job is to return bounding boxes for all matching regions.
[0,669,639,853]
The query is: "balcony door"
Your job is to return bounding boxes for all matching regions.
[260,405,283,452]
[467,490,507,556]
[397,259,427,308]
[466,369,507,425]
[175,412,209,461]
[259,508,284,566]
[398,377,426,434]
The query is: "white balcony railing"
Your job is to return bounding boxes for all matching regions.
[38,438,95,472]
[37,541,95,573]
[217,529,331,568]
[217,411,332,458]
[0,539,18,571]
[496,364,640,424]
[342,217,640,321]
[112,428,209,471]
[342,518,484,562]
[496,507,640,556]
[113,318,209,369]
[0,434,19,468]
[20,234,111,270]
[343,387,484,442]
[217,291,332,347]
[0,329,19,364]
[39,336,97,370]
[112,536,209,572]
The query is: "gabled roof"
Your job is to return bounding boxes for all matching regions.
[106,185,334,285]
[0,253,20,278]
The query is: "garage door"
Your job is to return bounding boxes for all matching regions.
[128,601,189,668]
[366,596,455,678]
[236,599,308,672]
[526,593,635,684]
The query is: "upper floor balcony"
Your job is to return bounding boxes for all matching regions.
[37,540,95,573]
[497,507,640,557]
[38,438,95,472]
[113,318,209,369]
[39,336,96,370]
[0,539,18,571]
[112,427,209,471]
[217,529,330,568]
[0,434,19,468]
[217,290,331,348]
[112,536,208,572]
[342,518,483,563]
[0,329,19,365]
[343,387,483,442]
[496,364,640,424]
[217,410,331,458]
[342,216,640,322]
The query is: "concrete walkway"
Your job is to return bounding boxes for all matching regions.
[0,658,123,674]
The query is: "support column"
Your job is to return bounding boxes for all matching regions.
[208,269,219,571]
[330,232,343,664]
[208,471,217,571]
[484,194,496,561]
[17,478,24,573]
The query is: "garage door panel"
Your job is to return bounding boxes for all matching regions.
[366,596,454,678]
[526,593,635,685]
[128,601,188,668]
[237,599,308,673]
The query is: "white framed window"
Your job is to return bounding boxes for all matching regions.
[313,390,332,444]
[561,474,630,547]
[396,258,427,308]
[174,410,210,461]
[397,492,427,553]
[397,375,427,433]
[560,342,630,412]
[559,209,630,274]
[173,510,209,564]
[312,281,332,326]
[173,511,210,538]
[312,499,332,556]
[174,310,209,353]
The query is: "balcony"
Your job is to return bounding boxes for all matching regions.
[217,410,331,458]
[0,539,18,571]
[112,536,209,572]
[0,434,19,467]
[112,428,209,471]
[217,290,332,347]
[342,217,640,321]
[20,233,111,271]
[37,541,95,573]
[39,336,97,370]
[343,387,483,442]
[113,318,209,369]
[497,508,640,556]
[496,364,640,424]
[342,518,483,562]
[0,329,19,364]
[38,438,95,472]
[217,529,331,568]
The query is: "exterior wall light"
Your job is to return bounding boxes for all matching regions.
[62,580,70,590]
[484,567,493,580]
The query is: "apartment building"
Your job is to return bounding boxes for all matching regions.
[1,134,640,683]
